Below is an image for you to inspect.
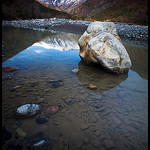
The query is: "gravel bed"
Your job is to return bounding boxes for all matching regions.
[2,18,148,48]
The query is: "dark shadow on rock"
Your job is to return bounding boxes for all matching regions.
[77,61,128,93]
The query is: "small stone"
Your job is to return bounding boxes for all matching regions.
[49,78,63,88]
[36,97,44,103]
[16,128,26,138]
[53,120,59,126]
[47,106,59,115]
[88,84,97,90]
[2,66,19,72]
[13,85,21,89]
[57,104,64,110]
[60,113,64,117]
[16,104,41,118]
[36,117,48,124]
[65,99,75,105]
[95,130,101,137]
[31,137,52,149]
[80,123,90,130]
[94,102,101,108]
[9,88,16,92]
[71,69,79,73]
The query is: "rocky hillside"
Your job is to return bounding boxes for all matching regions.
[2,0,73,20]
[70,0,148,25]
[88,0,148,25]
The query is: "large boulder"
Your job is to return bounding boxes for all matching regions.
[78,21,132,74]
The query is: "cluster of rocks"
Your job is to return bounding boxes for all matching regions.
[2,18,148,44]
[115,22,148,42]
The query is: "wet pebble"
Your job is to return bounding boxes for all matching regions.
[64,99,75,105]
[15,104,41,118]
[31,137,52,150]
[87,84,97,90]
[80,123,90,130]
[57,104,65,110]
[36,117,48,124]
[95,130,101,137]
[16,128,26,138]
[71,69,79,73]
[36,96,44,103]
[2,66,19,72]
[2,73,13,80]
[46,105,59,115]
[49,78,63,88]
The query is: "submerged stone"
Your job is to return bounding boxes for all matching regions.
[46,106,59,115]
[2,73,13,80]
[80,123,90,130]
[88,84,97,90]
[71,69,79,73]
[49,78,63,88]
[16,104,41,118]
[36,117,48,124]
[16,128,26,138]
[2,66,19,72]
[31,138,52,150]
[65,99,75,105]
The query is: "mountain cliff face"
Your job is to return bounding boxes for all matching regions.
[39,0,86,12]
[70,0,118,17]
[2,0,73,20]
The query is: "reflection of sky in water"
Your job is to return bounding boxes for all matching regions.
[120,69,148,93]
[2,45,80,70]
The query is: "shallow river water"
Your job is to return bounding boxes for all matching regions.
[2,26,148,150]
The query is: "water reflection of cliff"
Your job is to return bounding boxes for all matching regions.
[2,26,80,62]
[33,33,80,51]
[77,61,128,93]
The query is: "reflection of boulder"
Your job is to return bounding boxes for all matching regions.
[78,21,132,74]
[77,61,128,93]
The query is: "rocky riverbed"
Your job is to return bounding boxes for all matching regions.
[2,18,148,48]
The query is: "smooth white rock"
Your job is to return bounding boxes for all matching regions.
[16,104,41,117]
[78,21,132,74]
